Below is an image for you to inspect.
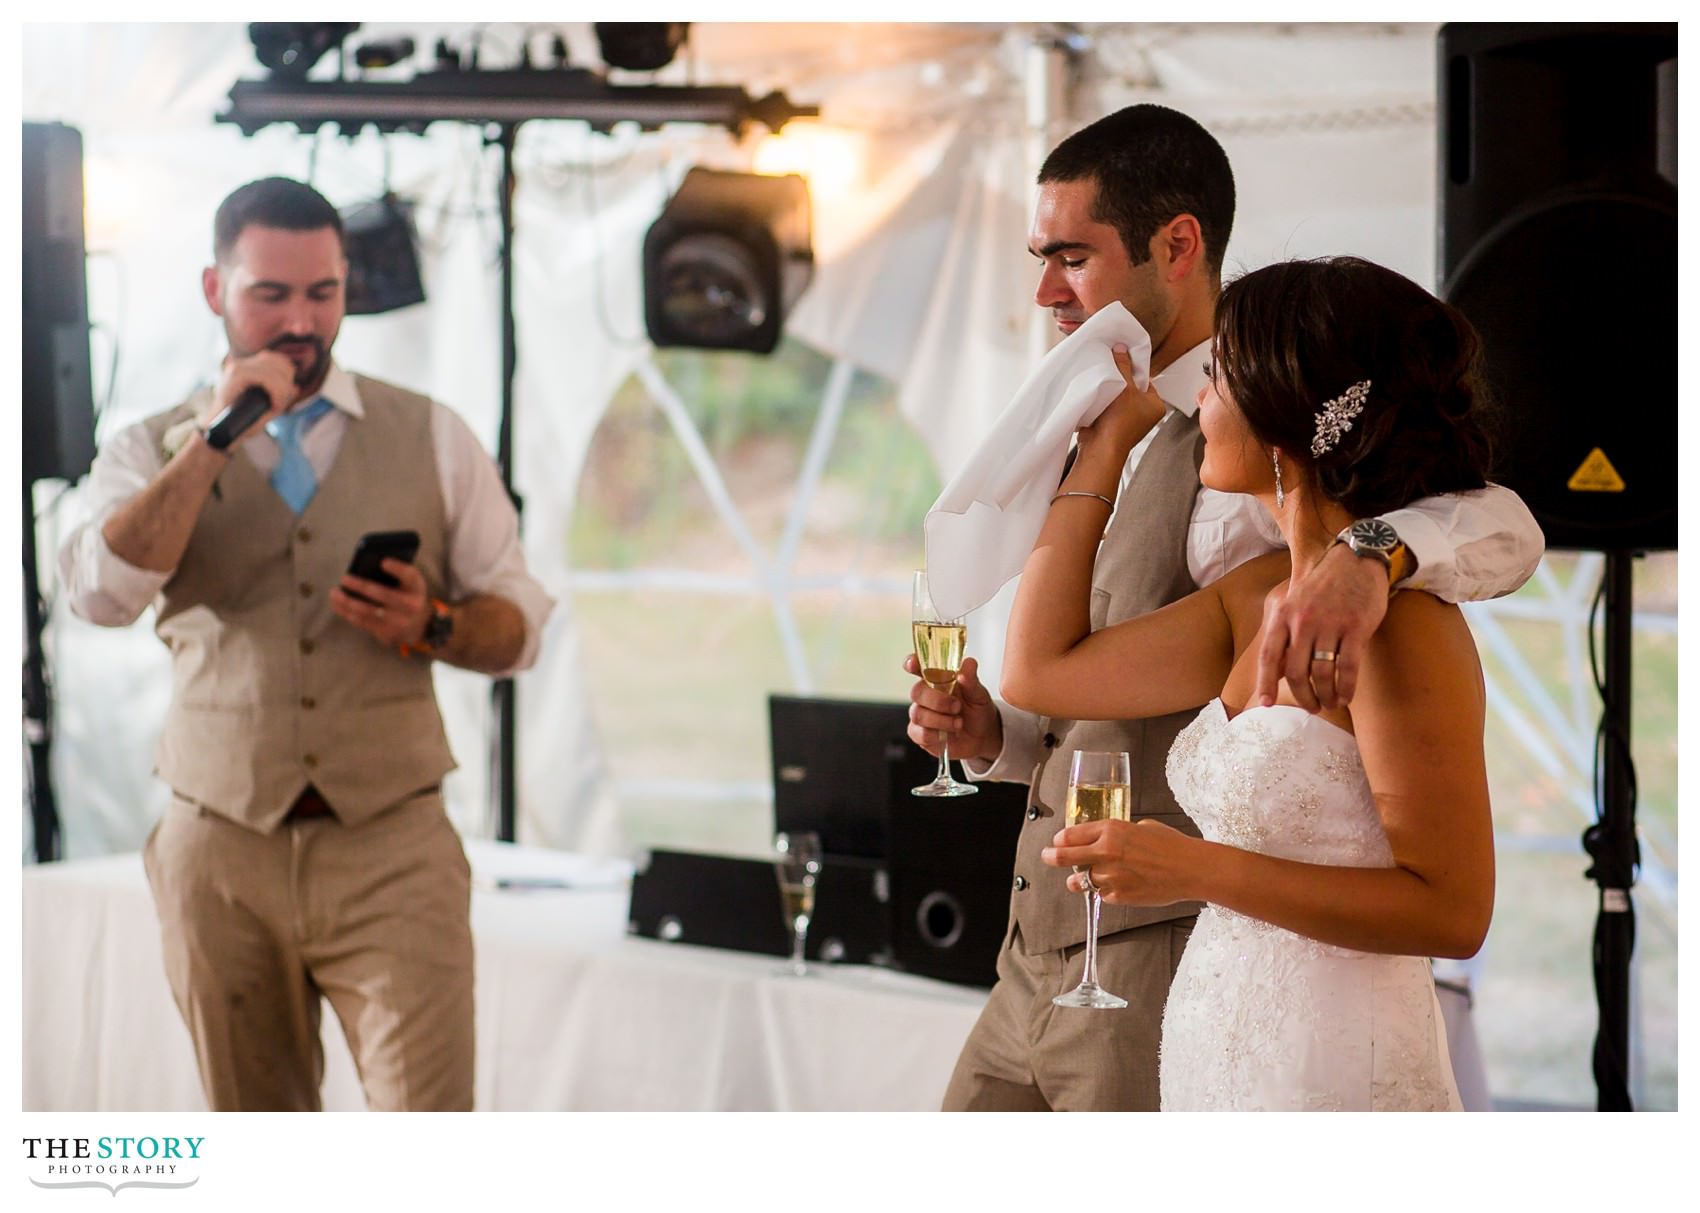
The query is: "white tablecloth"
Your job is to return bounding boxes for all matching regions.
[22,841,988,1112]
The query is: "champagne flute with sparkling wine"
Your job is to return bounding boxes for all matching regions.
[910,570,979,797]
[773,831,822,976]
[1053,750,1132,1009]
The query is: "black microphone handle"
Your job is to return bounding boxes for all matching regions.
[203,386,273,450]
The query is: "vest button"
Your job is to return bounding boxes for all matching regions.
[297,527,312,543]
[300,639,315,655]
[1026,805,1040,821]
[299,583,313,598]
[1013,875,1028,891]
[1042,732,1058,749]
[300,696,316,710]
[303,754,318,769]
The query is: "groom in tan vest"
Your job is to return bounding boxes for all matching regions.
[907,106,1543,1110]
[59,177,554,1111]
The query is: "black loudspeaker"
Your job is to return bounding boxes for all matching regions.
[769,694,909,858]
[642,167,813,354]
[341,193,427,316]
[22,121,97,485]
[884,744,1026,989]
[766,695,1026,988]
[1438,24,1676,551]
[628,849,891,967]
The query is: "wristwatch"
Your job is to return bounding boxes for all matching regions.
[421,598,455,650]
[400,598,454,659]
[1333,519,1413,588]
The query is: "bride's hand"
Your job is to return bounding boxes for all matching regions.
[1074,344,1167,466]
[1041,817,1197,906]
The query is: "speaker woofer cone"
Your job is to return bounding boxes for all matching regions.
[915,890,966,950]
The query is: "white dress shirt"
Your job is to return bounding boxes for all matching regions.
[57,361,555,675]
[967,337,1544,781]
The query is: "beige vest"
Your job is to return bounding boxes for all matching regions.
[143,376,455,832]
[1010,410,1208,953]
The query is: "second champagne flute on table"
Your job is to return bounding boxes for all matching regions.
[910,570,978,797]
[773,831,822,976]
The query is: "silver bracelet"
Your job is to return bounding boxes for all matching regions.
[1050,490,1114,508]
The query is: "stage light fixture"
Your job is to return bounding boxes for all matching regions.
[594,22,690,72]
[249,23,361,79]
[642,168,814,354]
[353,37,416,71]
[341,194,426,315]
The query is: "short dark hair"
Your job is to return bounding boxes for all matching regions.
[1038,104,1236,280]
[1213,256,1494,518]
[213,177,344,263]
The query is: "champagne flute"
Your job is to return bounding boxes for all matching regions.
[773,831,822,976]
[1053,750,1132,1009]
[911,570,979,797]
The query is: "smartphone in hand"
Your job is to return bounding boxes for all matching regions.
[345,530,420,604]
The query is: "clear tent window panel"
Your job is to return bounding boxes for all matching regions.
[568,338,935,857]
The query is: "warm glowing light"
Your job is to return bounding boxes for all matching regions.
[81,154,150,252]
[752,123,863,200]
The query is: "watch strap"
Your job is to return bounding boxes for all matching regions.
[398,598,453,659]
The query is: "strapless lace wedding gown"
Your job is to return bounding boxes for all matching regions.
[1159,699,1462,1111]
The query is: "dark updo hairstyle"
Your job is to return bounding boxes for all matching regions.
[1212,255,1494,518]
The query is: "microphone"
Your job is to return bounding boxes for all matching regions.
[203,386,273,452]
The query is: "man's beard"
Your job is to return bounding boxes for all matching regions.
[271,334,330,391]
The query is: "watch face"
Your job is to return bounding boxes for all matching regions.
[1350,518,1400,553]
[424,604,453,648]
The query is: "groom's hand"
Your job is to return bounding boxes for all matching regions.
[904,654,1002,764]
[1253,543,1389,712]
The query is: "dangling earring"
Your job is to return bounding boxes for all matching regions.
[1271,448,1285,509]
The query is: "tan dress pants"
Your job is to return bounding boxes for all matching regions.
[942,914,1194,1111]
[142,788,474,1112]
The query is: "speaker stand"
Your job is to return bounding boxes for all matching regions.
[22,479,62,863]
[488,120,521,844]
[1582,549,1639,1110]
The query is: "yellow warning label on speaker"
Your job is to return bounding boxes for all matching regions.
[1568,448,1626,492]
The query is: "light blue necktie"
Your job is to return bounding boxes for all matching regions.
[266,397,335,514]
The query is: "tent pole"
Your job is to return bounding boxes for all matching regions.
[1023,29,1073,371]
[491,120,521,843]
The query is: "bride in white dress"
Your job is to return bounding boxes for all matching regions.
[1001,255,1496,1112]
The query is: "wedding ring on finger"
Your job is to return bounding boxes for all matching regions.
[1311,649,1338,663]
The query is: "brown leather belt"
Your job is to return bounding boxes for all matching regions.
[285,785,337,821]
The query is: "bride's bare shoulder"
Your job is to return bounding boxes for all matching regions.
[1365,589,1482,699]
[1221,550,1292,601]
[1210,550,1287,624]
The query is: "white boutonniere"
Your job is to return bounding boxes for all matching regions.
[161,418,200,461]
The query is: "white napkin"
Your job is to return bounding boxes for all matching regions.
[922,302,1152,620]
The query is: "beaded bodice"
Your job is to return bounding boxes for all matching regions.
[1167,698,1391,870]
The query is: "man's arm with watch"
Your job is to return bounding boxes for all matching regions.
[331,560,528,676]
[400,593,528,674]
[1252,484,1545,712]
